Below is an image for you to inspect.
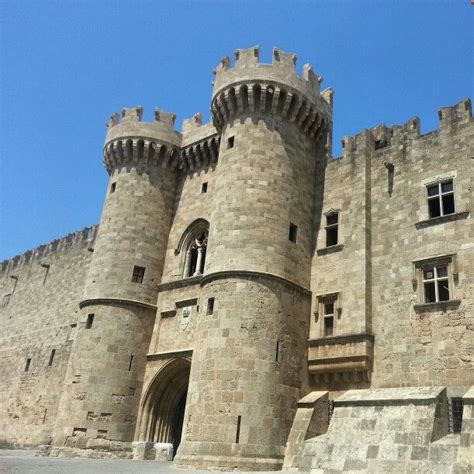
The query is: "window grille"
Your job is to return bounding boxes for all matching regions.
[449,398,464,433]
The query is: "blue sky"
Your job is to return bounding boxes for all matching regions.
[0,0,472,260]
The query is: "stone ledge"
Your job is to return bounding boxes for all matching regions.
[316,244,344,256]
[415,211,469,229]
[79,297,157,311]
[157,275,202,292]
[335,386,446,406]
[200,270,311,295]
[414,300,461,313]
[147,348,193,360]
[308,333,374,375]
[308,333,374,347]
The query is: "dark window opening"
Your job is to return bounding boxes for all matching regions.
[427,180,455,218]
[289,223,298,243]
[207,297,215,315]
[128,355,134,371]
[227,136,234,149]
[132,266,145,283]
[450,398,464,433]
[110,182,116,193]
[325,213,339,247]
[275,340,281,362]
[201,182,208,193]
[48,349,56,367]
[236,415,241,443]
[374,139,388,150]
[25,358,32,372]
[85,313,95,329]
[97,430,108,439]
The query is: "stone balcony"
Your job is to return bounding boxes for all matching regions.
[307,333,374,375]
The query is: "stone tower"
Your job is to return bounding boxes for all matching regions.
[175,47,333,470]
[52,107,181,445]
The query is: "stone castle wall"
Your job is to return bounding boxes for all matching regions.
[0,46,472,471]
[0,227,96,446]
[309,98,473,394]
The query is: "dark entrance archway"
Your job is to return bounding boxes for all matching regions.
[137,358,191,458]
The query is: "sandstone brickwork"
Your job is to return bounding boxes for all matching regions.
[0,46,472,471]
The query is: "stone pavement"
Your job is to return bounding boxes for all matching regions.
[0,450,291,474]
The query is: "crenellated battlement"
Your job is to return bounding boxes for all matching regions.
[340,98,472,159]
[211,46,332,138]
[0,225,98,274]
[103,106,182,173]
[213,46,324,103]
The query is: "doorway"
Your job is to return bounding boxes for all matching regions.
[137,358,191,458]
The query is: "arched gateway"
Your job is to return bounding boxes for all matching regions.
[136,358,191,457]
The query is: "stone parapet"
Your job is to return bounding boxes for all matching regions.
[307,333,374,376]
[103,106,182,173]
[211,46,332,138]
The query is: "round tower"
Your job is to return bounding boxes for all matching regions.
[52,107,181,449]
[175,47,332,470]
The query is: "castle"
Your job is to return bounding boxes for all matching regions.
[0,47,473,472]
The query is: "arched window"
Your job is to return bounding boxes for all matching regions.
[175,219,210,278]
[183,231,208,277]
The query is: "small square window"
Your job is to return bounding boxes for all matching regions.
[207,297,215,315]
[227,136,234,149]
[110,182,116,193]
[132,266,145,283]
[201,182,208,194]
[289,223,298,243]
[427,180,455,218]
[85,314,94,329]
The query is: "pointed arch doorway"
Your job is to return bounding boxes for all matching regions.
[137,358,191,458]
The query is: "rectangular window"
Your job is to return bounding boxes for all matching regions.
[289,223,298,243]
[323,302,335,337]
[227,136,234,149]
[325,213,339,247]
[85,314,94,329]
[201,182,208,193]
[110,182,116,193]
[132,266,145,283]
[97,429,108,439]
[450,398,464,433]
[128,355,134,371]
[25,358,31,372]
[275,340,281,362]
[48,349,56,367]
[427,179,455,218]
[422,265,450,303]
[207,297,215,315]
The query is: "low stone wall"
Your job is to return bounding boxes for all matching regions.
[284,386,473,472]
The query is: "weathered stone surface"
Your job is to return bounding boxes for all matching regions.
[0,47,472,471]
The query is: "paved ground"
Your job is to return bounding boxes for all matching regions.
[0,449,290,474]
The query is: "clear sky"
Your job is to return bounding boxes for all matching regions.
[0,0,472,261]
